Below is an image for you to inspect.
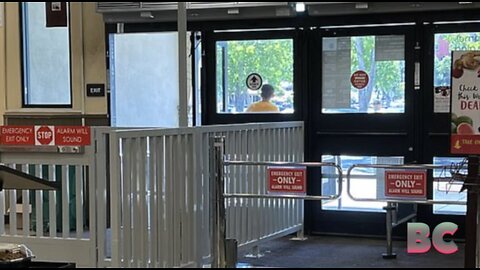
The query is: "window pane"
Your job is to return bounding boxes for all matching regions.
[433,157,467,215]
[216,39,294,114]
[322,155,403,212]
[322,35,405,114]
[433,32,480,113]
[110,33,179,128]
[22,2,71,105]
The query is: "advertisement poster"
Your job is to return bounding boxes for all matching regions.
[450,51,480,154]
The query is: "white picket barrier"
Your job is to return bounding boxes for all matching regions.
[100,122,304,267]
[0,122,303,268]
[0,146,97,267]
[221,125,304,250]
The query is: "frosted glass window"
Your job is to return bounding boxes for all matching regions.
[110,32,179,128]
[22,2,71,106]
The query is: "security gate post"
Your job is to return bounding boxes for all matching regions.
[210,137,227,268]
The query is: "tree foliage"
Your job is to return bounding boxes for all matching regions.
[218,36,408,113]
[352,36,404,112]
[218,39,293,112]
[435,33,480,86]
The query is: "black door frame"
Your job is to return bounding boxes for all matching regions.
[305,24,419,236]
[418,22,480,238]
[103,12,478,236]
[110,9,480,237]
[202,29,305,125]
[199,20,473,237]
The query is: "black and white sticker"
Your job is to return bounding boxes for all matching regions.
[246,73,263,91]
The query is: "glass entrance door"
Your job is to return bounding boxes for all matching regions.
[203,30,302,124]
[308,26,417,236]
[200,23,474,237]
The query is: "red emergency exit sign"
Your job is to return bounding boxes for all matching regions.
[268,167,306,194]
[0,126,35,145]
[385,170,426,199]
[0,125,91,146]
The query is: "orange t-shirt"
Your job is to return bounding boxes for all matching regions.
[246,101,279,113]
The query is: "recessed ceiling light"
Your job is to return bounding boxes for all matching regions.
[296,2,305,13]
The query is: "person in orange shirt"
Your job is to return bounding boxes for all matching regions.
[246,84,279,113]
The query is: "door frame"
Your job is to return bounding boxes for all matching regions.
[418,22,480,237]
[201,29,305,125]
[306,24,419,236]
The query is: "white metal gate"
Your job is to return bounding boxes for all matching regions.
[0,145,97,267]
[0,122,304,268]
[96,122,304,267]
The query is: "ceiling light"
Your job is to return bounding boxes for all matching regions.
[355,3,368,9]
[140,11,154,19]
[296,2,305,13]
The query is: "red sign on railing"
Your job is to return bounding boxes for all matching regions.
[0,126,91,146]
[385,170,426,199]
[268,167,306,194]
[55,126,91,146]
[35,125,54,146]
[0,126,35,145]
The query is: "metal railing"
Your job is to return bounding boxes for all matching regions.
[347,163,467,259]
[100,122,305,268]
[210,137,343,268]
[347,163,467,205]
[223,160,343,201]
[0,138,97,267]
[218,123,305,257]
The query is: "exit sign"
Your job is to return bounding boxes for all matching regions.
[86,84,105,97]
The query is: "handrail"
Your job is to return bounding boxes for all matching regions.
[223,160,343,201]
[346,163,467,206]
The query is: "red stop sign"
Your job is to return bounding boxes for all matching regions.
[36,126,54,145]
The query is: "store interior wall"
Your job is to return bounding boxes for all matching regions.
[0,2,107,126]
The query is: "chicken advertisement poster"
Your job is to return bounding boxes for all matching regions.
[450,51,480,154]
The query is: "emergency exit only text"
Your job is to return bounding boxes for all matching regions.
[385,170,426,199]
[267,167,306,194]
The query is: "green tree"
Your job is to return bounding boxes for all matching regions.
[351,36,404,112]
[352,36,376,112]
[219,39,293,112]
